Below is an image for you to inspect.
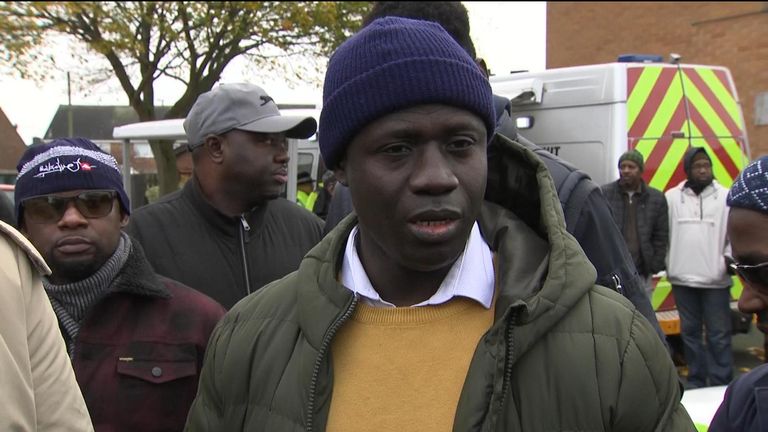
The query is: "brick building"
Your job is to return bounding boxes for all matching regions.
[0,108,27,184]
[547,2,768,158]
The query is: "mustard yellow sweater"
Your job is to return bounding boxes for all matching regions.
[326,297,495,432]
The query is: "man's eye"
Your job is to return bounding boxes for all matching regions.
[380,144,411,155]
[447,138,476,150]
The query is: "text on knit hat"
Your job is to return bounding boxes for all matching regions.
[14,137,130,223]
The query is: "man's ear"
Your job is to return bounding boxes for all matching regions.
[333,159,348,187]
[203,135,225,164]
[120,213,130,228]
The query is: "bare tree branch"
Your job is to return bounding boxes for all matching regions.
[0,1,372,195]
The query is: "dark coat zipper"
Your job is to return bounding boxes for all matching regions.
[496,309,518,426]
[239,215,252,295]
[306,295,358,432]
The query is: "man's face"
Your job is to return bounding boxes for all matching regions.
[335,104,487,273]
[728,208,768,314]
[21,189,128,285]
[220,129,290,204]
[297,182,314,194]
[618,160,642,189]
[689,153,713,185]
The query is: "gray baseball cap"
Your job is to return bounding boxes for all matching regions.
[184,83,317,148]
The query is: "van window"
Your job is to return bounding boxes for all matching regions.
[297,152,315,182]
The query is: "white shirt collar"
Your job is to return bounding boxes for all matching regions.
[340,222,495,309]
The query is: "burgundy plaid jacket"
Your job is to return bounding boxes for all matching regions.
[67,243,225,432]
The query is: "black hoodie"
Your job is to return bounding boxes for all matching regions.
[683,147,713,195]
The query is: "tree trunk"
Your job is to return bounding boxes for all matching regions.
[149,139,181,197]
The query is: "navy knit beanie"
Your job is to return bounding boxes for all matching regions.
[727,155,768,213]
[15,137,130,222]
[319,16,495,169]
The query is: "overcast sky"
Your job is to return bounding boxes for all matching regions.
[0,2,547,144]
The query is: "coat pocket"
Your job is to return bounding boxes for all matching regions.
[116,358,196,384]
[115,341,197,384]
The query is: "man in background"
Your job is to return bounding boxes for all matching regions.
[15,138,225,431]
[296,170,318,211]
[313,170,337,220]
[128,83,324,309]
[666,146,733,388]
[601,149,668,297]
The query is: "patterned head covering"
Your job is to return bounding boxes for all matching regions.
[727,155,768,213]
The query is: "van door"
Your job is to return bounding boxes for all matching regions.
[627,64,751,334]
[627,64,750,193]
[491,64,626,186]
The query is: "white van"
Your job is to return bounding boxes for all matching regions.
[490,57,750,189]
[490,56,751,335]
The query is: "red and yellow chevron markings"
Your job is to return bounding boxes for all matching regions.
[627,65,748,192]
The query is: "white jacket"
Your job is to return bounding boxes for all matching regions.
[665,180,731,288]
[0,221,93,431]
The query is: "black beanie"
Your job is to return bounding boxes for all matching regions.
[683,147,711,177]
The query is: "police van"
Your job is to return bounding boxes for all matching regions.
[112,108,322,207]
[489,54,751,336]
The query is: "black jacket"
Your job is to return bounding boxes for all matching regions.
[601,180,669,276]
[127,177,324,309]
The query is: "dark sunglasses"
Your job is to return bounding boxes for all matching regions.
[22,190,117,224]
[730,261,768,288]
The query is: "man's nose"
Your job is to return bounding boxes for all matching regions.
[410,145,459,194]
[274,141,289,163]
[58,201,88,227]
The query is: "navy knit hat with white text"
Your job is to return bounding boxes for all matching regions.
[14,137,130,222]
[319,16,495,169]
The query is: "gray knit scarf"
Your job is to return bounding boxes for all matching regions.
[43,232,132,358]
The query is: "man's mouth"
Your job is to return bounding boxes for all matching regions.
[410,219,457,237]
[407,210,462,240]
[273,169,288,184]
[56,237,93,254]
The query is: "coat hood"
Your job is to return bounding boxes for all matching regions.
[683,147,711,178]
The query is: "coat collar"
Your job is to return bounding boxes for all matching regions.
[182,176,269,238]
[613,179,649,197]
[110,240,172,299]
